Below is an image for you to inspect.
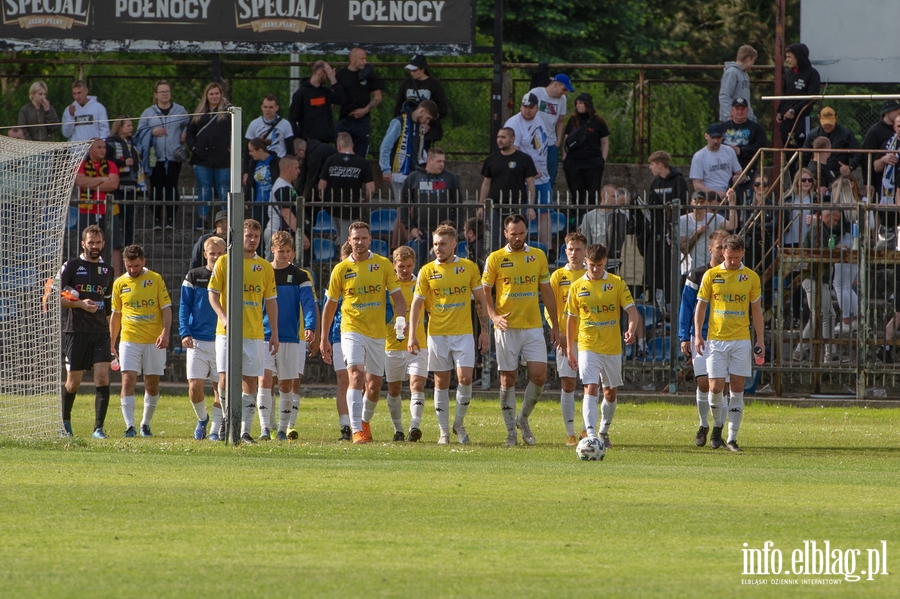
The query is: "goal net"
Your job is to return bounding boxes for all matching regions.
[0,136,91,438]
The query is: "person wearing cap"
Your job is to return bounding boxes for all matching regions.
[289,60,345,145]
[562,92,610,207]
[803,107,861,177]
[776,43,821,148]
[690,123,743,199]
[718,45,757,122]
[528,73,574,188]
[335,48,383,158]
[862,99,900,197]
[722,96,768,203]
[394,54,449,148]
[190,210,229,269]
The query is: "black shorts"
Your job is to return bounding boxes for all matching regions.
[64,331,111,372]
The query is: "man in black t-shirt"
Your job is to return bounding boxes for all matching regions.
[318,132,375,242]
[479,127,538,248]
[59,225,115,439]
[863,100,900,197]
[335,48,383,158]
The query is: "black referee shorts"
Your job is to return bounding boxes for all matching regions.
[63,332,112,372]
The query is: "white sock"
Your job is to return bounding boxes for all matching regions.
[599,398,616,434]
[386,394,403,432]
[434,388,450,435]
[339,413,351,427]
[278,391,293,432]
[211,405,223,435]
[121,395,135,429]
[362,398,378,423]
[347,388,363,432]
[696,387,709,427]
[709,391,725,428]
[288,394,300,428]
[582,394,599,437]
[240,393,255,435]
[727,392,744,442]
[141,394,159,427]
[500,387,516,433]
[256,388,273,431]
[454,384,472,428]
[192,399,208,422]
[217,386,227,432]
[409,391,425,429]
[520,381,543,418]
[560,389,576,436]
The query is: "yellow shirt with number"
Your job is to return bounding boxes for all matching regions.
[112,268,172,344]
[326,251,400,340]
[547,263,587,330]
[565,271,635,355]
[386,275,427,350]
[482,244,550,330]
[208,254,277,340]
[414,257,482,337]
[697,263,761,341]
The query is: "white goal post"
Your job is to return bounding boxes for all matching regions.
[0,136,91,438]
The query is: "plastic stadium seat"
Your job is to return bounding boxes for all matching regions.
[312,211,338,237]
[369,209,397,236]
[529,241,548,257]
[555,253,568,268]
[457,240,468,259]
[67,206,78,230]
[635,304,657,329]
[646,336,672,362]
[370,239,390,257]
[549,210,568,234]
[313,238,335,262]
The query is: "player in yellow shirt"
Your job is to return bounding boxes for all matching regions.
[208,219,279,445]
[110,245,172,438]
[320,221,405,444]
[409,225,490,444]
[549,232,588,446]
[565,243,638,447]
[694,234,764,453]
[383,246,428,442]
[482,214,559,446]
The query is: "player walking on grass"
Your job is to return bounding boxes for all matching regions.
[678,229,728,447]
[258,231,319,441]
[482,214,559,446]
[384,246,428,442]
[110,245,173,438]
[208,219,279,445]
[320,222,405,444]
[329,242,354,442]
[549,232,588,446]
[693,234,764,452]
[565,244,639,447]
[59,225,115,438]
[179,235,225,441]
[408,225,490,444]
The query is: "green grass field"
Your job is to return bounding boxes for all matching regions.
[1,397,898,598]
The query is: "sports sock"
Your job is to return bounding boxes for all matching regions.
[582,394,599,437]
[347,388,363,432]
[121,395,136,429]
[339,413,351,427]
[434,388,450,435]
[94,385,110,430]
[598,398,617,434]
[191,398,208,422]
[520,381,543,418]
[61,386,77,421]
[696,387,709,427]
[454,384,472,429]
[709,391,725,428]
[386,394,403,432]
[278,391,293,432]
[211,405,223,435]
[288,394,301,428]
[409,391,425,429]
[499,387,516,433]
[727,391,744,442]
[240,393,255,435]
[560,389,576,436]
[141,394,159,427]
[256,388,273,431]
[362,398,378,423]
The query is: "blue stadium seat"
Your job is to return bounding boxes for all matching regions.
[369,209,397,236]
[635,304,657,329]
[457,240,468,259]
[67,206,78,230]
[370,239,390,257]
[312,238,335,262]
[549,210,568,234]
[645,336,672,361]
[529,241,548,257]
[555,253,568,268]
[312,210,338,237]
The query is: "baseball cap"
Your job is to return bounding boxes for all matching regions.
[706,123,724,137]
[552,74,575,93]
[819,106,836,125]
[405,54,428,71]
[732,97,748,108]
[214,210,228,224]
[882,99,900,115]
[521,92,539,107]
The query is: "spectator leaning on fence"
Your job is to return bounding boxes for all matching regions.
[18,80,58,142]
[690,123,742,200]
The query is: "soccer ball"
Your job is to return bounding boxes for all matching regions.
[576,436,606,461]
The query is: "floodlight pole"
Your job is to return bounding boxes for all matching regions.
[225,106,245,445]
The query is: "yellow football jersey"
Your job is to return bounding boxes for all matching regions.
[386,276,427,350]
[414,257,482,337]
[697,263,761,341]
[482,244,550,330]
[326,251,400,340]
[547,263,587,328]
[208,254,277,340]
[565,271,635,355]
[112,268,172,344]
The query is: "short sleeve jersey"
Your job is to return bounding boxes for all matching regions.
[697,263,761,341]
[565,271,635,355]
[208,254,277,340]
[528,87,567,146]
[326,251,400,340]
[482,245,550,330]
[548,264,587,326]
[414,257,482,337]
[386,275,427,351]
[59,256,114,334]
[111,268,172,344]
[480,149,537,204]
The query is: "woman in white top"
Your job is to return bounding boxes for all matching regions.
[781,168,816,247]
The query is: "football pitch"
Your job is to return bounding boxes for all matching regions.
[1,397,898,598]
